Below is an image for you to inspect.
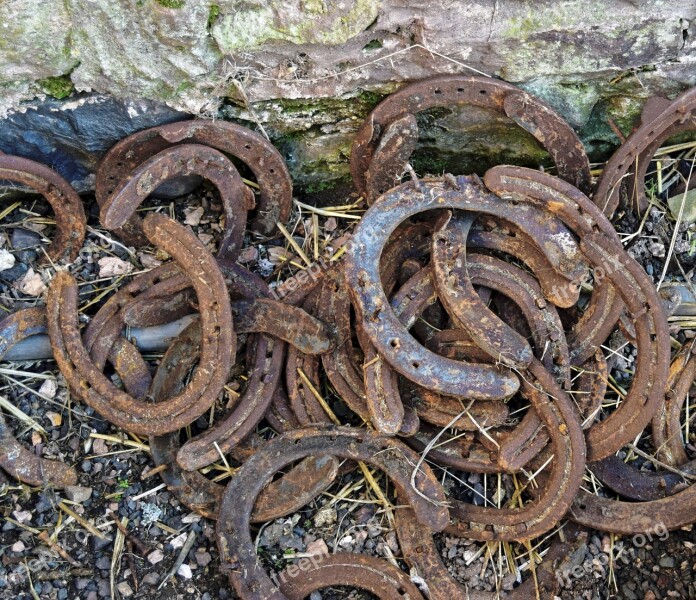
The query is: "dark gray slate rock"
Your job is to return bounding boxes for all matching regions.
[0,94,189,192]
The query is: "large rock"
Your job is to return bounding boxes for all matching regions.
[0,0,694,190]
[0,95,188,192]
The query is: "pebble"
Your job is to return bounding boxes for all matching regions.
[11,227,42,249]
[11,541,25,552]
[0,261,27,281]
[142,572,159,586]
[116,581,134,597]
[177,564,193,579]
[195,550,213,567]
[0,248,15,271]
[313,506,337,527]
[147,549,164,565]
[659,556,675,568]
[306,538,329,557]
[98,256,134,278]
[65,485,93,503]
[14,268,46,296]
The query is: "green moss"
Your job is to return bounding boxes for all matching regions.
[207,4,220,29]
[304,179,342,194]
[37,75,74,99]
[155,0,185,8]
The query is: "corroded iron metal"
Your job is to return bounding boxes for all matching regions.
[0,308,78,488]
[432,210,533,369]
[594,86,696,217]
[147,320,339,520]
[216,427,448,600]
[95,119,292,236]
[100,144,254,259]
[0,154,86,263]
[351,74,591,202]
[446,358,585,541]
[47,213,235,436]
[277,553,425,600]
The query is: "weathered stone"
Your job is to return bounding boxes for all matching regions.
[0,0,694,191]
[0,95,187,192]
[669,188,696,224]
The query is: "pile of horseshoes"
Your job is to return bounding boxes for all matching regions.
[2,75,696,599]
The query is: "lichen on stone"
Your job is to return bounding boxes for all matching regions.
[212,0,381,52]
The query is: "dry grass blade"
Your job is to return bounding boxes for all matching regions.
[0,393,46,433]
[58,502,108,540]
[111,517,128,600]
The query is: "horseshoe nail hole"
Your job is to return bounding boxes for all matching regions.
[457,87,464,93]
[434,88,442,95]
[266,351,273,358]
[294,438,302,445]
[578,503,586,510]
[269,168,275,174]
[480,89,487,94]
[244,144,251,149]
[389,338,400,349]
[412,361,420,369]
[108,176,115,180]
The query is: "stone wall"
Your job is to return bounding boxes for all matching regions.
[1,0,695,192]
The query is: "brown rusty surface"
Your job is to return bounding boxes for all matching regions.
[432,210,533,369]
[447,359,586,542]
[351,74,591,202]
[100,144,254,259]
[652,341,696,466]
[216,427,448,600]
[344,176,553,399]
[467,225,579,308]
[147,320,339,521]
[0,308,78,488]
[589,455,696,502]
[363,113,419,201]
[47,213,235,436]
[231,298,336,355]
[395,491,587,600]
[571,480,696,534]
[0,154,86,263]
[95,119,292,236]
[579,233,671,461]
[594,86,696,218]
[277,553,425,600]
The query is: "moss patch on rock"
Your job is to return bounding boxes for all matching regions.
[155,0,185,8]
[37,75,75,99]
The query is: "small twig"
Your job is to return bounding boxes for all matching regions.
[158,531,197,590]
[58,502,108,540]
[114,519,150,557]
[141,464,168,480]
[37,530,79,567]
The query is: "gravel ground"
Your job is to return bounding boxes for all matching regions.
[1,165,696,600]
